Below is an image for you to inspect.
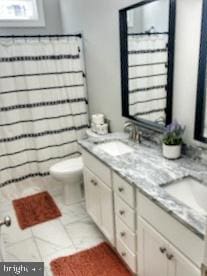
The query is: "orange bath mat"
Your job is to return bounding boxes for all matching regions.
[13,191,61,229]
[50,242,133,276]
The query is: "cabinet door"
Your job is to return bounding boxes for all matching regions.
[138,217,168,276]
[100,180,114,245]
[168,244,201,276]
[84,168,101,227]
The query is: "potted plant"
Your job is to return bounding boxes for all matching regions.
[162,121,185,160]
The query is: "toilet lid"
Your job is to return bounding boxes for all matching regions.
[50,156,83,173]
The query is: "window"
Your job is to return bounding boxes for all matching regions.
[0,0,45,27]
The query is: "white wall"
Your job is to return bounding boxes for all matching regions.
[173,0,203,145]
[61,0,140,131]
[61,0,204,145]
[0,0,63,35]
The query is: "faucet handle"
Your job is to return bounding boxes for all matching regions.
[137,130,142,143]
[134,126,142,143]
[124,121,132,131]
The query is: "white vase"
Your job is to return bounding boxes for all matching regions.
[162,143,181,160]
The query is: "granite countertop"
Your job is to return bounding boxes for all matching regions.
[78,132,207,239]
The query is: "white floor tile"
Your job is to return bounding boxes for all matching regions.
[2,208,32,246]
[1,184,105,268]
[65,216,105,250]
[58,201,88,225]
[5,238,41,262]
[45,267,53,276]
[0,201,12,216]
[32,219,73,248]
[35,238,63,260]
[74,237,105,252]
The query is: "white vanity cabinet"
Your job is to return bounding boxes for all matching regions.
[82,150,114,246]
[137,191,203,276]
[81,146,204,276]
[168,243,201,276]
[138,217,200,276]
[138,217,168,276]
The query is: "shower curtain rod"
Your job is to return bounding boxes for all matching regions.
[0,34,82,38]
[128,32,168,36]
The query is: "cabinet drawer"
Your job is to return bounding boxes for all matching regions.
[82,149,111,187]
[115,195,135,232]
[116,216,136,254]
[137,191,204,267]
[117,238,136,273]
[113,173,135,208]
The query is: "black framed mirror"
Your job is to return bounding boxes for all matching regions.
[119,0,176,131]
[195,0,207,143]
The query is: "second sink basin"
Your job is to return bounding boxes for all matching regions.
[95,141,134,156]
[163,176,207,215]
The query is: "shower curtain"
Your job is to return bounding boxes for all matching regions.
[128,34,168,124]
[0,36,88,188]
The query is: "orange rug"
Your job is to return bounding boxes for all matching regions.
[50,242,133,276]
[13,191,61,229]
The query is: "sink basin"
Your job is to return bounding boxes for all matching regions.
[95,141,134,156]
[163,177,207,215]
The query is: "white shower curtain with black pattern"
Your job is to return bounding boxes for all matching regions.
[128,34,168,124]
[0,36,88,188]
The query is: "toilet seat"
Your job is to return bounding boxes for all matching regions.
[50,156,83,174]
[49,156,83,182]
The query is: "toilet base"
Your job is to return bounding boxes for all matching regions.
[63,179,84,205]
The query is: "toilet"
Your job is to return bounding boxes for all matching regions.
[49,156,84,205]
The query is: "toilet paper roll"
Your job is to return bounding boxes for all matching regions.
[91,114,105,125]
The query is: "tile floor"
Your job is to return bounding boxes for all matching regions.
[0,178,105,276]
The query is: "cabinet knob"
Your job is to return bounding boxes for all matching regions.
[166,253,174,260]
[118,187,124,192]
[159,247,166,254]
[119,210,125,216]
[120,232,126,237]
[91,179,97,186]
[121,252,126,257]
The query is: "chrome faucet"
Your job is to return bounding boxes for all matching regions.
[124,121,142,143]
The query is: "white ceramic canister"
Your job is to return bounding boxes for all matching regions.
[162,144,181,160]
